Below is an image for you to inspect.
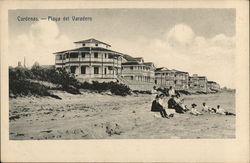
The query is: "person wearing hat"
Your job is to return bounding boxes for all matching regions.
[202,102,214,113]
[151,94,169,118]
[190,103,202,116]
[167,94,185,114]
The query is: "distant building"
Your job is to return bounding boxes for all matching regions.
[53,38,124,82]
[188,74,208,92]
[154,67,189,90]
[120,55,155,91]
[207,81,220,92]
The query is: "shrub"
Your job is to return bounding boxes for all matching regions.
[132,90,152,94]
[109,82,131,96]
[9,64,131,97]
[10,79,50,97]
[79,81,131,96]
[176,90,191,95]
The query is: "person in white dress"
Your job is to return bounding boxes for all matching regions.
[190,103,203,116]
[168,86,176,97]
[201,102,215,113]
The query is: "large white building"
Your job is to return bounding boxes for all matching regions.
[54,38,124,82]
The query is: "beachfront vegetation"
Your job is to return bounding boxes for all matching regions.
[9,63,131,98]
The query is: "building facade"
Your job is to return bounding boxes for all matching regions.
[207,81,220,92]
[155,67,189,90]
[120,55,155,91]
[188,74,208,92]
[54,38,124,82]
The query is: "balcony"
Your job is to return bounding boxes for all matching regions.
[55,57,122,67]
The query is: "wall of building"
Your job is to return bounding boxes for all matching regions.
[188,77,208,92]
[121,65,155,83]
[155,70,189,90]
[75,43,109,49]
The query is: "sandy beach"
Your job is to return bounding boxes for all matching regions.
[9,91,235,140]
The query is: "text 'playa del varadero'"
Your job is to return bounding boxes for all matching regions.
[17,16,93,22]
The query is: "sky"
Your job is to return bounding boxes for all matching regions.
[8,9,236,88]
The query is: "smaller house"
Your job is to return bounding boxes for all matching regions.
[207,81,220,92]
[154,67,189,90]
[188,74,208,92]
[120,55,155,91]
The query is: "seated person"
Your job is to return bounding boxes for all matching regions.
[176,95,189,112]
[216,105,236,116]
[201,102,215,113]
[167,95,185,114]
[151,94,169,118]
[190,103,203,116]
[168,86,176,97]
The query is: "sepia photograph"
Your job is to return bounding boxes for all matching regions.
[8,8,237,140]
[1,1,249,162]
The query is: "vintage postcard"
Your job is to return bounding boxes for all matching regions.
[1,0,249,162]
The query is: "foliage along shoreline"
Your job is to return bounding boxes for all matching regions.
[9,63,234,99]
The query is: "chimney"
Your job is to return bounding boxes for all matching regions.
[18,61,22,67]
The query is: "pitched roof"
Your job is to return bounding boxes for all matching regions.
[53,47,123,56]
[122,54,137,61]
[172,69,188,74]
[144,62,154,66]
[73,38,111,47]
[155,67,170,71]
[208,81,217,84]
[122,62,142,65]
[134,57,143,59]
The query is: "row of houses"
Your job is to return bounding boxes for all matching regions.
[53,38,220,92]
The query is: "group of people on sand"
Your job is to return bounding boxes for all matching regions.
[151,86,235,118]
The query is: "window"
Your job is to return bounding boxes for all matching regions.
[104,68,107,74]
[105,53,107,58]
[82,43,85,46]
[81,66,86,74]
[70,53,78,58]
[95,44,98,46]
[81,52,85,58]
[94,67,99,74]
[130,66,133,70]
[94,52,98,58]
[108,54,113,59]
[130,76,134,80]
[70,66,76,73]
